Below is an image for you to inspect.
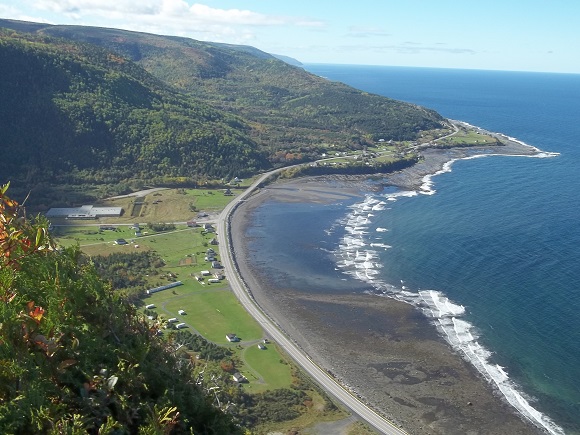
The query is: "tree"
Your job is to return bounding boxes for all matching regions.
[0,183,240,434]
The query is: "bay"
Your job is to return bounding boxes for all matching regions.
[304,64,580,434]
[247,64,580,433]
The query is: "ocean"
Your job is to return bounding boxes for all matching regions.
[246,65,580,434]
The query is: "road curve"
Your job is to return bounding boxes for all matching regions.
[216,170,407,435]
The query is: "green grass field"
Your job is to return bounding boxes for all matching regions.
[55,222,298,393]
[443,129,498,145]
[242,344,293,392]
[147,288,263,344]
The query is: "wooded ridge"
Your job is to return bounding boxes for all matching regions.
[0,18,445,207]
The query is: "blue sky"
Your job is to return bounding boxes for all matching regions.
[1,0,578,73]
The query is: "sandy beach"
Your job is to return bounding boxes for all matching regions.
[229,141,544,434]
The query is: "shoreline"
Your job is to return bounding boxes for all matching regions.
[229,141,547,434]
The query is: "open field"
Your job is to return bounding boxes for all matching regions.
[242,344,294,392]
[53,219,299,395]
[142,284,297,393]
[149,288,263,344]
[439,126,499,146]
[52,187,244,225]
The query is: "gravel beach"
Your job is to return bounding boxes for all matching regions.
[229,142,545,435]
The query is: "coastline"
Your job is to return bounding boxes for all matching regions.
[229,142,546,434]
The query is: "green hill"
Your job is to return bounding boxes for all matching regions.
[0,19,447,206]
[28,22,445,148]
[0,28,265,202]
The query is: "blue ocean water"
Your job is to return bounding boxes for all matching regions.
[246,65,580,433]
[303,64,580,434]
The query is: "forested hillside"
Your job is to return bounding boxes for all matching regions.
[0,19,446,206]
[28,23,445,150]
[0,29,265,201]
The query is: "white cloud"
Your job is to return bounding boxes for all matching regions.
[30,0,314,26]
[33,0,160,16]
[333,43,476,56]
[22,1,323,43]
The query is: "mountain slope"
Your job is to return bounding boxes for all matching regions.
[0,19,446,156]
[0,28,266,194]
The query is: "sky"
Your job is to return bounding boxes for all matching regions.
[1,0,579,74]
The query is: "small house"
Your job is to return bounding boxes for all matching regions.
[115,238,128,245]
[145,304,155,309]
[226,334,239,342]
[232,372,246,383]
[211,261,222,269]
[178,309,186,315]
[258,343,266,350]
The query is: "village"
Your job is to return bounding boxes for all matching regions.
[47,184,299,395]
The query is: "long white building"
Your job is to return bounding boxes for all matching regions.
[46,205,123,219]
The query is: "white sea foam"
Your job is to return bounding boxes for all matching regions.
[332,125,566,435]
[370,242,391,249]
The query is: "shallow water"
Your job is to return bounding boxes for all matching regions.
[246,65,580,433]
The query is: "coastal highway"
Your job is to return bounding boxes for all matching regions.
[216,170,408,435]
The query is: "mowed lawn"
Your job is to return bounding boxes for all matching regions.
[54,203,297,393]
[144,284,294,392]
[242,344,293,393]
[152,288,264,344]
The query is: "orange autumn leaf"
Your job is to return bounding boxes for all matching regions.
[29,305,45,324]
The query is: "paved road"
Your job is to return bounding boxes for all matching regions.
[216,170,407,435]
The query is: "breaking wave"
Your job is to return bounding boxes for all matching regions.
[333,141,564,435]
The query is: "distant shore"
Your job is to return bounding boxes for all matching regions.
[229,140,544,434]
